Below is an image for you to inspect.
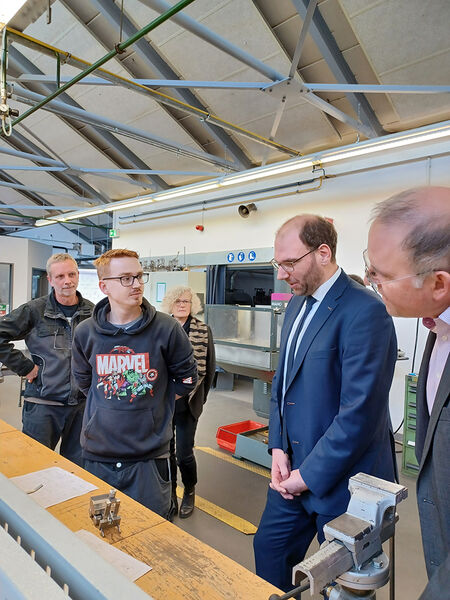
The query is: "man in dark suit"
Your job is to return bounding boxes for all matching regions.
[254,215,397,591]
[367,186,450,599]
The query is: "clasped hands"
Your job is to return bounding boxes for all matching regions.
[270,448,308,500]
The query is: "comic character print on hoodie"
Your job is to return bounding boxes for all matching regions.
[72,297,197,462]
[96,345,158,402]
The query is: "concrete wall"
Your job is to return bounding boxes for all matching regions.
[0,237,52,310]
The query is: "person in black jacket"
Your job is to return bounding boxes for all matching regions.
[162,286,216,519]
[72,249,197,518]
[0,253,93,465]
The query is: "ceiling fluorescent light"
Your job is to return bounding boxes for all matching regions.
[320,126,450,165]
[111,198,154,211]
[35,219,58,227]
[154,182,220,201]
[0,1,27,24]
[33,121,449,227]
[221,160,314,187]
[56,208,105,221]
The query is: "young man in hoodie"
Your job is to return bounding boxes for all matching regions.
[72,249,197,518]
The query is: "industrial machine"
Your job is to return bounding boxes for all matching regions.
[206,294,291,468]
[205,293,291,418]
[270,473,408,600]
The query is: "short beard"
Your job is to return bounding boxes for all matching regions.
[302,256,322,296]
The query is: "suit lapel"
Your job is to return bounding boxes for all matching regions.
[415,332,434,461]
[276,296,304,398]
[419,349,450,469]
[285,271,348,393]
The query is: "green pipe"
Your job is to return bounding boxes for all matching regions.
[7,0,195,131]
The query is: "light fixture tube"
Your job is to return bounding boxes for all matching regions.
[35,219,58,227]
[33,121,449,226]
[220,159,314,186]
[110,198,154,211]
[59,208,105,220]
[320,127,450,165]
[154,181,220,201]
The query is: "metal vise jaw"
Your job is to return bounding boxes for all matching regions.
[89,489,121,537]
[292,473,408,596]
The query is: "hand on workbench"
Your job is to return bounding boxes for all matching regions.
[26,364,39,383]
[270,448,293,499]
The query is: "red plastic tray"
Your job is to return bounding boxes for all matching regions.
[216,420,265,453]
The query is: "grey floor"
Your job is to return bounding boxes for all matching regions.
[0,374,427,599]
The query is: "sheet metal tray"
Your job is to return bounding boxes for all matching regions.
[233,426,271,469]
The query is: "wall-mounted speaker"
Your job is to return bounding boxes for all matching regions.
[238,203,257,218]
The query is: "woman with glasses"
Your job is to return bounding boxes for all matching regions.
[161,286,216,519]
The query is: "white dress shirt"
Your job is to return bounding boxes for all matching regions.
[426,306,450,414]
[282,267,341,397]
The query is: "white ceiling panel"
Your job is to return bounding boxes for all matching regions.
[381,51,450,121]
[340,0,450,75]
[1,0,448,237]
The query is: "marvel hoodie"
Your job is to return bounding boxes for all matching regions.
[72,297,197,462]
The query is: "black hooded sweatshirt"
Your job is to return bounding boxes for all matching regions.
[72,297,197,462]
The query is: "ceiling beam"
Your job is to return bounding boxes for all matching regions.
[141,0,373,138]
[13,85,239,170]
[65,0,252,169]
[15,75,450,95]
[6,129,109,205]
[8,46,169,192]
[2,131,111,239]
[138,0,281,81]
[291,0,384,137]
[6,27,302,158]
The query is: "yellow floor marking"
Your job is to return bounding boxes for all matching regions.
[196,446,271,479]
[176,486,257,535]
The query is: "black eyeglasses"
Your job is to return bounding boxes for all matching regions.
[102,273,149,287]
[271,247,318,273]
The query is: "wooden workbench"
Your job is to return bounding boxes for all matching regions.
[0,420,280,600]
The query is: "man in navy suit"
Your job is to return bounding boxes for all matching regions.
[254,215,397,591]
[367,187,450,600]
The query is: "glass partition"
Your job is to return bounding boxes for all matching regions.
[0,264,12,316]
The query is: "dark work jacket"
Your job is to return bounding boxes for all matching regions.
[0,291,93,405]
[72,297,197,462]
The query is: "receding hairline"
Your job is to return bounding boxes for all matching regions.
[371,186,450,272]
[371,186,450,228]
[277,214,319,237]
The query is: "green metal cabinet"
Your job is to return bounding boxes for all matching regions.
[402,374,420,477]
